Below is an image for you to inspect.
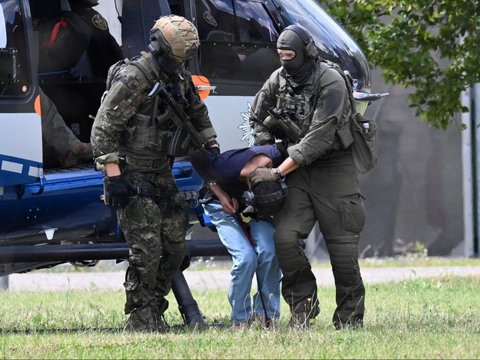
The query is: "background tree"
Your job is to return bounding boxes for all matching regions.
[323,0,480,129]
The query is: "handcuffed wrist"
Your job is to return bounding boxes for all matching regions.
[206,180,218,188]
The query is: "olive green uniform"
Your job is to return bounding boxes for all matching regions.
[251,61,365,328]
[91,52,216,330]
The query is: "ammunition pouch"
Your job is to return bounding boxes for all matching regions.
[167,127,194,157]
[336,118,354,149]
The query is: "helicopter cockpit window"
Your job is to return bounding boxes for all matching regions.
[0,0,30,98]
[196,0,280,83]
[275,0,370,93]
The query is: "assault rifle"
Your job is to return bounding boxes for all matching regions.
[148,81,206,156]
[265,107,301,144]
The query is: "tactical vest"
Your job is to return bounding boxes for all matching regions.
[274,62,348,151]
[103,52,190,169]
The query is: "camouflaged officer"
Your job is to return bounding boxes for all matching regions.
[91,15,218,332]
[249,25,366,330]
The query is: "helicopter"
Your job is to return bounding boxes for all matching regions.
[0,0,377,325]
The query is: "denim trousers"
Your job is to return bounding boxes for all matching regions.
[203,201,281,324]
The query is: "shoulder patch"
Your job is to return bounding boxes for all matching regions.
[91,13,108,31]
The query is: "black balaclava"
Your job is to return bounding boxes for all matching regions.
[149,29,184,76]
[157,53,184,75]
[277,28,314,86]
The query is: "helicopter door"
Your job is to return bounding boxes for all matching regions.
[0,0,42,187]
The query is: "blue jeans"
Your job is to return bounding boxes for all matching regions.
[203,201,281,324]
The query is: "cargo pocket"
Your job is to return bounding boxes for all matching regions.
[340,194,366,233]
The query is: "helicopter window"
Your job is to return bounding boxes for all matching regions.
[196,0,280,83]
[275,0,370,92]
[234,0,278,43]
[0,0,30,98]
[196,0,235,42]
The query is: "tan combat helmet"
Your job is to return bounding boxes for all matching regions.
[149,15,200,62]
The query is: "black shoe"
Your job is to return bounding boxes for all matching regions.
[288,312,310,330]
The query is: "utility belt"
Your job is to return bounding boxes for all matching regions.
[124,156,167,170]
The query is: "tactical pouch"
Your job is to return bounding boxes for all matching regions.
[350,112,378,174]
[337,119,354,149]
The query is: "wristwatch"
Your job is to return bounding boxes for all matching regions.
[273,168,285,180]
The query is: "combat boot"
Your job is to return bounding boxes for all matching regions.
[151,298,169,333]
[288,300,320,330]
[124,306,160,333]
[288,312,310,329]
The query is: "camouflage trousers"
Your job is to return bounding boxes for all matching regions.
[117,172,188,331]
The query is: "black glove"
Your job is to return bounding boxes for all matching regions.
[104,175,131,209]
[204,138,220,155]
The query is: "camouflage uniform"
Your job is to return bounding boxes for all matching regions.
[251,27,365,329]
[91,21,216,331]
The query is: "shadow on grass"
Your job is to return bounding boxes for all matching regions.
[0,321,230,335]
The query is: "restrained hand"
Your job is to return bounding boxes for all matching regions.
[104,175,131,209]
[249,167,280,186]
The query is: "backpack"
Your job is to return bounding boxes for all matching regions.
[328,61,378,174]
[102,51,160,102]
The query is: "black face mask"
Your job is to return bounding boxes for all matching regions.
[157,53,184,75]
[277,29,313,85]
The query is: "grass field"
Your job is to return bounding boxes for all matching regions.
[1,275,479,359]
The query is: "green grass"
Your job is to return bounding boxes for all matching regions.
[38,256,480,273]
[1,276,479,358]
[359,256,480,268]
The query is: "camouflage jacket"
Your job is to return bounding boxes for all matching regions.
[91,52,216,172]
[250,60,352,167]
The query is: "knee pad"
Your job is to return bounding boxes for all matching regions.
[327,242,362,287]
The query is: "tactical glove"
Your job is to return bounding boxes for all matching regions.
[204,138,220,155]
[104,175,131,209]
[249,167,281,186]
